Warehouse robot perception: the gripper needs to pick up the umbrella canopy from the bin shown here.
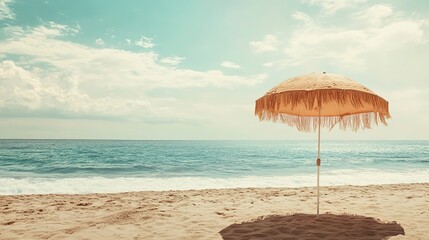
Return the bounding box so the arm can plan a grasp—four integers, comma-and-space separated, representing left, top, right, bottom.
255, 72, 390, 215
255, 72, 390, 132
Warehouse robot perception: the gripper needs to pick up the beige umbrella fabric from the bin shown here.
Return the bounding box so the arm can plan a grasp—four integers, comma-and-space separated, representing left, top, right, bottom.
255, 72, 390, 215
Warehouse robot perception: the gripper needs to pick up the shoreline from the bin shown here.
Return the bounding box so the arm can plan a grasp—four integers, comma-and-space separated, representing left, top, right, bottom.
1, 183, 428, 239
2, 169, 429, 195
1, 181, 428, 196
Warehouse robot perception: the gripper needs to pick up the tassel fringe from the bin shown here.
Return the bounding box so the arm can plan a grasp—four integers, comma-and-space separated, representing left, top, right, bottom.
255, 89, 391, 132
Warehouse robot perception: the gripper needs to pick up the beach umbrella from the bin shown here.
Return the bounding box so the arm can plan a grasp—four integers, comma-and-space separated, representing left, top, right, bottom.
255, 72, 390, 215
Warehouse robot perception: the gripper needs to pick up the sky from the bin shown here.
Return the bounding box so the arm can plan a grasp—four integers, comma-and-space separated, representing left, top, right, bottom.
0, 0, 428, 140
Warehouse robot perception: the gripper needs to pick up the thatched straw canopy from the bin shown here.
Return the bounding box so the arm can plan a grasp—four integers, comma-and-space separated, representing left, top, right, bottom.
255, 72, 390, 132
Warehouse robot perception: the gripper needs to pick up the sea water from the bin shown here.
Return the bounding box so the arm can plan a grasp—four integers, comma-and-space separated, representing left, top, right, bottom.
0, 140, 428, 195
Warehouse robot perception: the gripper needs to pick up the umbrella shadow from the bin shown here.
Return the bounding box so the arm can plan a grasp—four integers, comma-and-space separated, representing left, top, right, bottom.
219, 213, 404, 240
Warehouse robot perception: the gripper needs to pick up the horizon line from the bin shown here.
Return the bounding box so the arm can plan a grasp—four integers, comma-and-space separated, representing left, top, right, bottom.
0, 138, 427, 141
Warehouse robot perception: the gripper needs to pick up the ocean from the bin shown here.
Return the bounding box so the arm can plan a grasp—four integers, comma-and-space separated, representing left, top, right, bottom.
0, 140, 428, 195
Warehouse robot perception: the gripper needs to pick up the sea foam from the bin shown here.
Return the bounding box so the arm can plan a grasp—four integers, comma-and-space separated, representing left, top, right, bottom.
1, 169, 428, 195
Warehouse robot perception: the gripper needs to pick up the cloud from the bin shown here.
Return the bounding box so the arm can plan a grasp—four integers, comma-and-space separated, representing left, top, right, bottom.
36, 21, 79, 36
0, 60, 42, 110
0, 22, 266, 120
135, 36, 154, 49
382, 88, 429, 135
159, 56, 184, 66
262, 60, 282, 68
355, 4, 393, 26
0, 0, 14, 20
95, 38, 104, 46
292, 11, 313, 26
220, 61, 241, 69
0, 60, 151, 118
302, 0, 366, 14
249, 34, 281, 53
276, 8, 427, 68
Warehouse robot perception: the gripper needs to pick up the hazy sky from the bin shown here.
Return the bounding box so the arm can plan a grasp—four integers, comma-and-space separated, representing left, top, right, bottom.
0, 0, 428, 140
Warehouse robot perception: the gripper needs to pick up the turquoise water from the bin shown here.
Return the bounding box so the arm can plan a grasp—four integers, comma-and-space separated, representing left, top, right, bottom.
0, 140, 428, 194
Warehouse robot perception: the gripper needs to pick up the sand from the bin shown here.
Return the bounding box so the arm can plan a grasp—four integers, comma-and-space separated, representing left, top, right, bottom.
0, 183, 428, 239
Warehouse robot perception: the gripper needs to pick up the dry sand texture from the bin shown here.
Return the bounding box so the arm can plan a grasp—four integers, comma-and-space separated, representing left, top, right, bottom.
0, 183, 428, 239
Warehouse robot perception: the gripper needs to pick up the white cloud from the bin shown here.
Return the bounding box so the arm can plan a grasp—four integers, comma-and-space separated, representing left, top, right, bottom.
135, 36, 154, 49
0, 60, 151, 117
262, 61, 282, 68
292, 11, 313, 26
249, 34, 281, 53
95, 38, 104, 46
159, 56, 184, 66
220, 61, 241, 69
356, 4, 393, 26
36, 21, 79, 36
303, 0, 366, 14
0, 60, 41, 110
382, 88, 429, 137
262, 62, 273, 67
0, 23, 266, 120
0, 0, 14, 20
278, 9, 427, 68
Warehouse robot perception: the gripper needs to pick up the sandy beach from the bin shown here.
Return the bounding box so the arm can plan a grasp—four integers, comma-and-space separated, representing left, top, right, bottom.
1, 183, 427, 239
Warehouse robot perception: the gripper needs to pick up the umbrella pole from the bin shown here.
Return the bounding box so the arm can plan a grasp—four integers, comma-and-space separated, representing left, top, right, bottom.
317, 103, 321, 216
